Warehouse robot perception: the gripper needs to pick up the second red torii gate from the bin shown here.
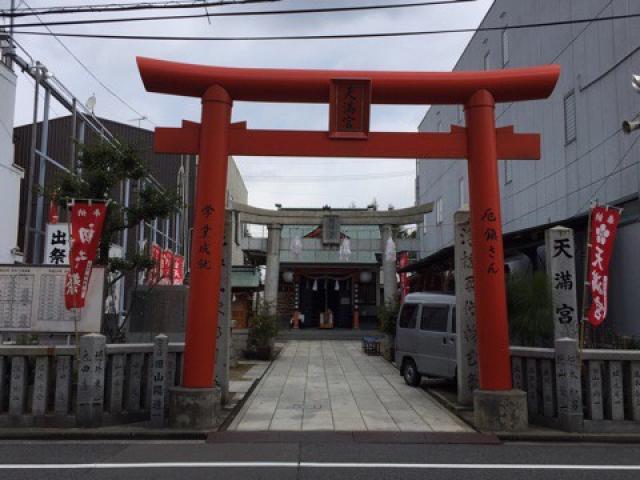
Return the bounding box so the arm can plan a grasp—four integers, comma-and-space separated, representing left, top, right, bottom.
138, 57, 560, 396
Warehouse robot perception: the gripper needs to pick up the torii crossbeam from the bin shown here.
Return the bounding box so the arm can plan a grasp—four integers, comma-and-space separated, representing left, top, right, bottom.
138, 58, 559, 413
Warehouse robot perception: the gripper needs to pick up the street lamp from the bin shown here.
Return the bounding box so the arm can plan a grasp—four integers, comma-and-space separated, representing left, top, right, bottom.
622, 74, 640, 134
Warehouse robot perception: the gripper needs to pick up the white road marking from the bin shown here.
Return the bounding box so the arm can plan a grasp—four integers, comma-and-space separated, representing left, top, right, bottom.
0, 462, 639, 470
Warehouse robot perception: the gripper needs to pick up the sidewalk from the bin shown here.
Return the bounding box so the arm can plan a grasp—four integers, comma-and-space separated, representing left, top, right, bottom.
230, 340, 471, 432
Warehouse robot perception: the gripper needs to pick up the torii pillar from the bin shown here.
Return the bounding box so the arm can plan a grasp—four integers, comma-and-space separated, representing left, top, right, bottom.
140, 57, 559, 430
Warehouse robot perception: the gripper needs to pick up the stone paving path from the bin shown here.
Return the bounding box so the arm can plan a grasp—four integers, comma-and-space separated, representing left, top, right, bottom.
230, 340, 472, 432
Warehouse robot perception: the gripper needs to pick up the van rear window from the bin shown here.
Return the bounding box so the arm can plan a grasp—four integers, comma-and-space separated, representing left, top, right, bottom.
420, 305, 449, 332
398, 304, 418, 329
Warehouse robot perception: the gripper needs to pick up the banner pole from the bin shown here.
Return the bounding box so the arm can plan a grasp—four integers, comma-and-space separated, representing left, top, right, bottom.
579, 202, 595, 360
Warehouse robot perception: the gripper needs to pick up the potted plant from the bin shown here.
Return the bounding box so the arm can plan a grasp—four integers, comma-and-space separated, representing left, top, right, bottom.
377, 299, 400, 361
248, 300, 279, 360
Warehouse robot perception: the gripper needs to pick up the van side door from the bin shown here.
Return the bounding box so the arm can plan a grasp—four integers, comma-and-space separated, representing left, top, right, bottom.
395, 303, 420, 359
415, 304, 451, 378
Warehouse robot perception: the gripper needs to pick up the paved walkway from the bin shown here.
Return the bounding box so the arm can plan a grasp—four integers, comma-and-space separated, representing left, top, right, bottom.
230, 340, 471, 432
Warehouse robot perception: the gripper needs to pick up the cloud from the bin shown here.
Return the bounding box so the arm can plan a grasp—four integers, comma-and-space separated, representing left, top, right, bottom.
7, 0, 494, 209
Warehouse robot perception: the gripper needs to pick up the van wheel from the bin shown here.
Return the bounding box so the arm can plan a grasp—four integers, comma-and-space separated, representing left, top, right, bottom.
402, 359, 421, 387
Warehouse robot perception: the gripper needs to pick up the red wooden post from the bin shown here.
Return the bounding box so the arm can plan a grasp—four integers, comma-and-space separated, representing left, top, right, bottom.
182, 85, 232, 389
465, 89, 512, 391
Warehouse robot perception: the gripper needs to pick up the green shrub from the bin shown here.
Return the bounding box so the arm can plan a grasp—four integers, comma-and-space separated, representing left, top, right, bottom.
249, 300, 279, 348
507, 271, 553, 346
377, 300, 400, 336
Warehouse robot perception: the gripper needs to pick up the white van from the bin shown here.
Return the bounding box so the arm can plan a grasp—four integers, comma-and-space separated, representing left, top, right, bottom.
394, 292, 457, 386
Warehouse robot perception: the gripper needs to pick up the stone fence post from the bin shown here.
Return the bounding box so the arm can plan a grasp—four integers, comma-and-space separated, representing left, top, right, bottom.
151, 334, 169, 427
454, 208, 478, 405
76, 334, 106, 427
545, 226, 583, 431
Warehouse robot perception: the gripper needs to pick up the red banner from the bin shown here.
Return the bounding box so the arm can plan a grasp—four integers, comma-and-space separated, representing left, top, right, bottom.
173, 255, 185, 285
160, 249, 174, 285
398, 252, 410, 304
64, 202, 107, 309
147, 243, 162, 285
587, 206, 622, 327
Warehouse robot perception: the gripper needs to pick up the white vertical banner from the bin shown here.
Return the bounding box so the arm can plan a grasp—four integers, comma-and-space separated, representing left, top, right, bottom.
43, 223, 70, 266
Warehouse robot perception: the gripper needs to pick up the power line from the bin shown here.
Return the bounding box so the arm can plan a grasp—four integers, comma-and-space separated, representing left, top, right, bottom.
7, 1, 478, 28
244, 171, 416, 183
9, 12, 640, 42
419, 1, 617, 197
20, 1, 156, 127
572, 134, 640, 218
1, 0, 284, 17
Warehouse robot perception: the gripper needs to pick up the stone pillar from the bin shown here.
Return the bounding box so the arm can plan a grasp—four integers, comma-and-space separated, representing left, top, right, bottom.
54, 356, 73, 415
215, 211, 232, 404
546, 227, 579, 340
9, 357, 27, 416
546, 226, 583, 431
32, 356, 49, 417
0, 356, 5, 413
555, 338, 584, 431
126, 352, 144, 411
381, 224, 397, 305
454, 208, 478, 406
264, 223, 282, 315
151, 334, 169, 427
106, 354, 125, 414
76, 334, 106, 428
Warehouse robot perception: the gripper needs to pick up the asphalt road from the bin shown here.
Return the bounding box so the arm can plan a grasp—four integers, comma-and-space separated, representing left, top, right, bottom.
1, 436, 640, 480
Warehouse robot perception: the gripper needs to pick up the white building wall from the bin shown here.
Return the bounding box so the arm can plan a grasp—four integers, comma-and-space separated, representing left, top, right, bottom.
0, 62, 22, 263
227, 156, 248, 266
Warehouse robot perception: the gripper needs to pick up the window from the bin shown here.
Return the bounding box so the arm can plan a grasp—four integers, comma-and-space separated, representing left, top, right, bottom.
564, 90, 577, 144
504, 160, 513, 184
457, 105, 463, 124
458, 177, 466, 208
436, 197, 443, 225
437, 120, 442, 133
502, 29, 509, 66
398, 304, 418, 329
484, 51, 490, 71
420, 305, 449, 332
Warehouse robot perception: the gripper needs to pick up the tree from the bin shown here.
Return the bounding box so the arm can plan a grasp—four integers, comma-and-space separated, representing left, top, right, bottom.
47, 141, 181, 288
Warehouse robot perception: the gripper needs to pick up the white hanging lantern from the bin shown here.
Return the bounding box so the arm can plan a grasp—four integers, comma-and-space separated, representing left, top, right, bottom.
359, 271, 372, 283
339, 237, 352, 262
282, 271, 294, 283
290, 235, 303, 259
312, 279, 318, 291
384, 237, 397, 262
335, 279, 340, 291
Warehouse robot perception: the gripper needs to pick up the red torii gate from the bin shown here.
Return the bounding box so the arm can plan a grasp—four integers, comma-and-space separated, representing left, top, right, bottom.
138, 57, 559, 398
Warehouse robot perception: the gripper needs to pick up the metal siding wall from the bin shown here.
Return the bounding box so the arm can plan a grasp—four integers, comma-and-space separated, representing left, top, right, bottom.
416, 0, 640, 334
418, 0, 640, 254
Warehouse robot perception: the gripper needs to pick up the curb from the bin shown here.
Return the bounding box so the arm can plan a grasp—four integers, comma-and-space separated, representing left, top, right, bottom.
0, 429, 209, 441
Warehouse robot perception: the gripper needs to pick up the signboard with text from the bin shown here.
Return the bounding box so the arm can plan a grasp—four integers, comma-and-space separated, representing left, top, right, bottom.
0, 265, 104, 333
44, 223, 70, 266
329, 78, 371, 139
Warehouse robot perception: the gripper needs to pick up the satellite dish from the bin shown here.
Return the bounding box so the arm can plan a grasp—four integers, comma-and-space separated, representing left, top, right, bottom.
85, 93, 96, 113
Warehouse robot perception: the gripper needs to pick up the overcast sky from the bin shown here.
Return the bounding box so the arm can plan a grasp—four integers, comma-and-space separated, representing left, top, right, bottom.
3, 0, 493, 210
